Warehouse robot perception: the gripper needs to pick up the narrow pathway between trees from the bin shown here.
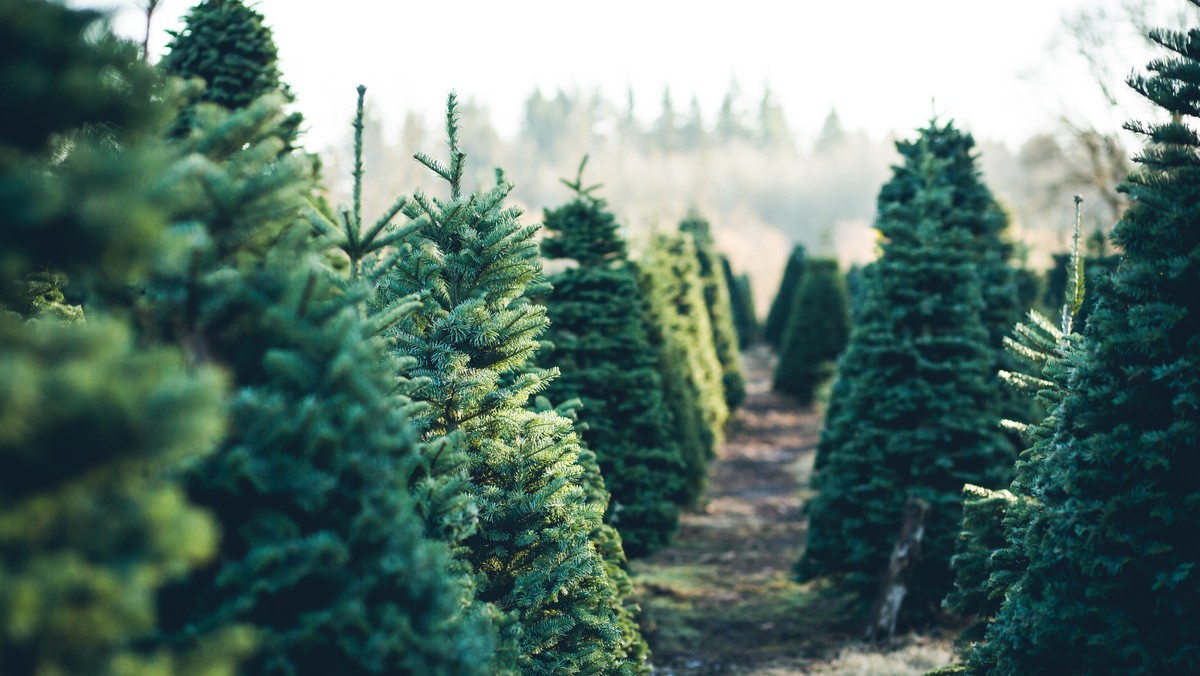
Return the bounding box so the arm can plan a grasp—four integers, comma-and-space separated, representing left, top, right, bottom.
633, 347, 954, 675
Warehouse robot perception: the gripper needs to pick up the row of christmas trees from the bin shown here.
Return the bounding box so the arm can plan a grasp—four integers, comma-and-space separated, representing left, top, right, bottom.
0, 0, 753, 673
771, 4, 1200, 673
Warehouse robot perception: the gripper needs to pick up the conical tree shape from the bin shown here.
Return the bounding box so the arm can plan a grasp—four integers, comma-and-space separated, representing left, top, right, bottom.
772, 258, 851, 404
884, 121, 1026, 443
0, 4, 248, 673
161, 0, 301, 145
971, 16, 1200, 674
374, 95, 642, 674
681, 215, 746, 410
637, 232, 729, 506
722, 255, 759, 348
763, 245, 806, 347
797, 125, 1013, 625
151, 97, 495, 675
537, 162, 686, 557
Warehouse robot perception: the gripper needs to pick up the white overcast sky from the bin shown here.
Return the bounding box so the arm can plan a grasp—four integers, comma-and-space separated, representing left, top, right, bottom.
74, 0, 1164, 151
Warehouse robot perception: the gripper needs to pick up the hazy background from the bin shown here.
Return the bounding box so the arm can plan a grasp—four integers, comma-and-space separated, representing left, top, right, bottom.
77, 0, 1195, 313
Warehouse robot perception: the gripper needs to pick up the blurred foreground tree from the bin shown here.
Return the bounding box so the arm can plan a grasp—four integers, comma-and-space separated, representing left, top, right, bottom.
0, 3, 249, 673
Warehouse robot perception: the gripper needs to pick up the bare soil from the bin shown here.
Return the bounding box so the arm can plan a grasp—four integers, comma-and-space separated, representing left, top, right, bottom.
633, 347, 954, 675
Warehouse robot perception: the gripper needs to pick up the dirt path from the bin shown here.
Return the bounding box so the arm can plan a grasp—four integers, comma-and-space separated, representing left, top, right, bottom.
633, 346, 839, 674
633, 347, 957, 674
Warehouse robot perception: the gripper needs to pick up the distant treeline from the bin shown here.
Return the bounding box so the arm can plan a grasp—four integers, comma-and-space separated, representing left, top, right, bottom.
325, 83, 1129, 315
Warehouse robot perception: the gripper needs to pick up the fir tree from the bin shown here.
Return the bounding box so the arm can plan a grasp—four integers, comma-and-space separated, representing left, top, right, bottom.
637, 232, 729, 506
151, 95, 495, 675
541, 399, 652, 673
160, 0, 301, 145
0, 3, 248, 672
946, 200, 1087, 652
763, 245, 806, 347
970, 15, 1200, 673
681, 215, 746, 410
721, 255, 758, 348
797, 125, 1013, 624
772, 258, 850, 404
883, 121, 1026, 441
373, 94, 642, 674
536, 159, 686, 557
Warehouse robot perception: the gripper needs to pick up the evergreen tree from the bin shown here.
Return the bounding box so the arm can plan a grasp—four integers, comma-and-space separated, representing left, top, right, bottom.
797, 125, 1013, 625
637, 232, 728, 506
883, 121, 1025, 440
536, 159, 686, 557
946, 204, 1087, 653
0, 3, 248, 672
681, 215, 746, 410
373, 95, 642, 674
722, 255, 758, 348
160, 0, 301, 145
541, 399, 652, 673
763, 245, 806, 347
772, 258, 850, 404
970, 15, 1200, 673
151, 95, 494, 675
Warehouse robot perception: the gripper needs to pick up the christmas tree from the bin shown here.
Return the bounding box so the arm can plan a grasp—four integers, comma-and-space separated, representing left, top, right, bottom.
763, 245, 806, 347
970, 15, 1200, 673
681, 215, 746, 410
945, 201, 1087, 653
797, 123, 1013, 624
883, 121, 1025, 441
372, 95, 644, 673
151, 95, 495, 674
638, 232, 729, 506
721, 255, 758, 348
160, 0, 301, 145
772, 258, 850, 404
537, 159, 686, 557
0, 3, 248, 672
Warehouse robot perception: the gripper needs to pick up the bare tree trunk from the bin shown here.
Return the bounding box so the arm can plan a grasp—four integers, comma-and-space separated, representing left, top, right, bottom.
864, 495, 930, 642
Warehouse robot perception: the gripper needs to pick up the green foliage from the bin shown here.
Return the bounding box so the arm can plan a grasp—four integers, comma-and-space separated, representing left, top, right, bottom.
161, 0, 301, 145
638, 232, 729, 506
969, 17, 1200, 674
681, 215, 746, 410
889, 122, 1027, 446
798, 122, 1013, 625
308, 86, 478, 551
0, 320, 250, 676
0, 0, 176, 292
1042, 250, 1120, 333
537, 165, 686, 557
0, 4, 248, 673
943, 485, 1016, 646
722, 255, 758, 348
152, 96, 495, 675
540, 398, 652, 674
772, 258, 850, 404
763, 245, 806, 347
372, 95, 641, 674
